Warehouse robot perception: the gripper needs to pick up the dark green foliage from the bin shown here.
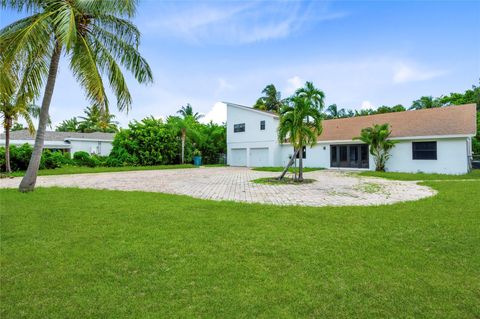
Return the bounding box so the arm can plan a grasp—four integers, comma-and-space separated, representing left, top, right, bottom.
109, 116, 227, 166
196, 122, 226, 164
41, 150, 72, 169
0, 144, 32, 171
0, 144, 74, 172
253, 84, 286, 113
73, 151, 98, 167
109, 117, 178, 166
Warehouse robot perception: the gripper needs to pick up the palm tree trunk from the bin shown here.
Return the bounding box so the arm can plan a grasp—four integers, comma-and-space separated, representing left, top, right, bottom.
19, 41, 62, 192
5, 118, 12, 173
181, 129, 186, 164
298, 146, 304, 182
278, 148, 299, 180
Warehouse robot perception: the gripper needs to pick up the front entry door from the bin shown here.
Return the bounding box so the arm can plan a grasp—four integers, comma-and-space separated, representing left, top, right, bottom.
330, 144, 369, 168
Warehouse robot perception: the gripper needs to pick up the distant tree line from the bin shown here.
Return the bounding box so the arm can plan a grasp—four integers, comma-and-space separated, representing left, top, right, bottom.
56, 105, 119, 133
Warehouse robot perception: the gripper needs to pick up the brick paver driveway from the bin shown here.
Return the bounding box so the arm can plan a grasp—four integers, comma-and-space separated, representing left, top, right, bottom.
0, 167, 435, 206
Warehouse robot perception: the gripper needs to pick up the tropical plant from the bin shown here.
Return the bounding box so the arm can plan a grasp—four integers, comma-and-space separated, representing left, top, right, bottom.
109, 117, 178, 166
409, 96, 442, 110
326, 104, 348, 119
277, 83, 324, 181
1, 0, 153, 191
167, 115, 200, 164
295, 81, 325, 111
196, 122, 226, 164
253, 84, 285, 113
0, 55, 40, 173
354, 123, 397, 171
177, 103, 203, 121
11, 122, 26, 131
56, 117, 80, 132
78, 104, 119, 133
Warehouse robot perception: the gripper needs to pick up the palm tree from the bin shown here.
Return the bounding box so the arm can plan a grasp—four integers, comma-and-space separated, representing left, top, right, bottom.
177, 103, 203, 121
295, 81, 325, 111
253, 84, 285, 113
354, 124, 397, 171
1, 101, 39, 173
0, 55, 38, 173
56, 117, 80, 132
78, 105, 119, 133
277, 83, 324, 182
326, 104, 348, 119
1, 0, 153, 191
410, 96, 442, 110
167, 116, 199, 164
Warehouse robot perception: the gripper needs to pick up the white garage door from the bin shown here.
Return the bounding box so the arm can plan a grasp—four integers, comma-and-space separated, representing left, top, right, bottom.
230, 148, 247, 166
249, 148, 269, 167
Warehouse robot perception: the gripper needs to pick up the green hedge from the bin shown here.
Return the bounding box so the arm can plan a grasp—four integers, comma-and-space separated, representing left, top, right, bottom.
0, 144, 113, 172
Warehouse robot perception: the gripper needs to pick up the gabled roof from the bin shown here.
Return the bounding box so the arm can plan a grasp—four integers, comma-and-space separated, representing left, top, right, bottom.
224, 102, 279, 118
0, 130, 115, 141
319, 103, 477, 141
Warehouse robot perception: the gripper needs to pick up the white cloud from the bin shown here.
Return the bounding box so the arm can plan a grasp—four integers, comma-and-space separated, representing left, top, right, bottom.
201, 102, 227, 124
393, 63, 447, 84
360, 100, 374, 110
284, 75, 304, 95
143, 2, 347, 45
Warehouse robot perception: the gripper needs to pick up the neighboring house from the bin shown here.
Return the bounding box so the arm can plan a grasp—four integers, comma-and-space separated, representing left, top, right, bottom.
0, 130, 115, 156
226, 102, 477, 174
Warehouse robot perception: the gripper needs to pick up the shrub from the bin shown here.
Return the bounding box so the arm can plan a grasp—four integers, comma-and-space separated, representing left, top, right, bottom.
41, 150, 71, 169
109, 118, 178, 166
73, 151, 97, 167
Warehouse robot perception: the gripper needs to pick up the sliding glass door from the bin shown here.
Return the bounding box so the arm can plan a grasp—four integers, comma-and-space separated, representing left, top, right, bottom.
330, 144, 369, 168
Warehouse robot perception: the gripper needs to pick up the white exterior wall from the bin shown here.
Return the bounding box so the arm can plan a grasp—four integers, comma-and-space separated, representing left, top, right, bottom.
69, 140, 113, 156
226, 103, 472, 174
226, 104, 281, 167
385, 138, 470, 174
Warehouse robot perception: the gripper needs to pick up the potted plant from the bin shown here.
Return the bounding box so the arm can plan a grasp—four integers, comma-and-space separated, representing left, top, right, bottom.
193, 149, 202, 166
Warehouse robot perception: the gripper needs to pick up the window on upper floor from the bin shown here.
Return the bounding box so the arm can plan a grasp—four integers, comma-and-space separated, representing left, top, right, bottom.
234, 123, 245, 133
260, 120, 265, 130
412, 141, 437, 160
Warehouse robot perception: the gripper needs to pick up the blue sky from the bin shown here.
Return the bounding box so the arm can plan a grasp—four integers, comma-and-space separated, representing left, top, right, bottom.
1, 0, 479, 127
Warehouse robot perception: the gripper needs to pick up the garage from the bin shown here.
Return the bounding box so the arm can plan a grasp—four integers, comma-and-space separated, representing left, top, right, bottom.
230, 148, 247, 166
249, 147, 269, 167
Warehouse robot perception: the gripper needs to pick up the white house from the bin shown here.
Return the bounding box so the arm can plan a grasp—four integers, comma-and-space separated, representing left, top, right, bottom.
0, 130, 115, 156
226, 102, 477, 174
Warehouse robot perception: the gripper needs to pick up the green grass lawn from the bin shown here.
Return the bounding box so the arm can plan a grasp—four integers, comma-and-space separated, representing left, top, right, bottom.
4, 164, 200, 177
252, 166, 324, 173
1, 181, 479, 318
359, 169, 480, 181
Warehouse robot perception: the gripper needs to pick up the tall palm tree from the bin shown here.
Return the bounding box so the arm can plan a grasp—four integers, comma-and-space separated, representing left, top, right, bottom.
253, 84, 285, 113
0, 54, 38, 173
167, 115, 199, 164
354, 123, 397, 171
1, 0, 153, 191
78, 104, 119, 133
295, 81, 325, 111
409, 96, 442, 110
177, 103, 203, 121
278, 84, 324, 182
1, 101, 39, 173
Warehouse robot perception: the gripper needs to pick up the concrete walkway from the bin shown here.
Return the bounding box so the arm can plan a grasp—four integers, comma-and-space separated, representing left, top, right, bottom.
0, 167, 435, 207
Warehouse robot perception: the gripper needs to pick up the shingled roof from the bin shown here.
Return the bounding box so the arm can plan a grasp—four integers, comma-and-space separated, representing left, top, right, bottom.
318, 104, 477, 141
0, 130, 115, 141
